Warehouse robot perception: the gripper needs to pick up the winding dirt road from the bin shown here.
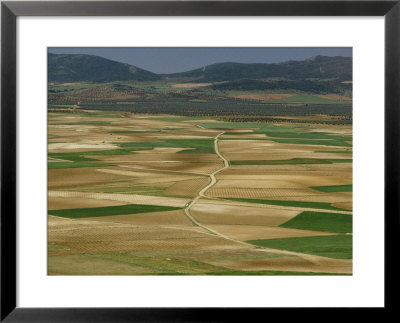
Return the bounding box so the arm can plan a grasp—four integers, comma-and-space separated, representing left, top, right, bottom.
183, 131, 233, 237
199, 132, 229, 198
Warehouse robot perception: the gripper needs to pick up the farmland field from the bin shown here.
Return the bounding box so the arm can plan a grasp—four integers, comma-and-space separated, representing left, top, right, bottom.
48, 110, 352, 275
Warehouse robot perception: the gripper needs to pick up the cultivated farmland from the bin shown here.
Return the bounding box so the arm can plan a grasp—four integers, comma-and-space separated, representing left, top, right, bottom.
48, 111, 352, 275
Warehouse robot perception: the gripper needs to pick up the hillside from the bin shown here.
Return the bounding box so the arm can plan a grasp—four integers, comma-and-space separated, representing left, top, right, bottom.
49, 53, 351, 85
165, 56, 352, 82
48, 53, 159, 82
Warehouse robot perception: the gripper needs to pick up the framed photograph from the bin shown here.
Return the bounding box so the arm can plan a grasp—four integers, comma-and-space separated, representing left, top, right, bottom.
1, 0, 399, 321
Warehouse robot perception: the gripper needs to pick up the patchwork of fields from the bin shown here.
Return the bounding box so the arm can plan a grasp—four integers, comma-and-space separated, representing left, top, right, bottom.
48, 111, 352, 275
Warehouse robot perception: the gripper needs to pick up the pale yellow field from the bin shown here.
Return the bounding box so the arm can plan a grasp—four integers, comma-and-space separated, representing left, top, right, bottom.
205, 225, 335, 241
49, 191, 190, 208
190, 202, 300, 226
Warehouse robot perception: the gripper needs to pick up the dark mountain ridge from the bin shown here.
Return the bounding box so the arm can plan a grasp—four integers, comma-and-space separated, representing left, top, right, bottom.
166, 56, 351, 82
48, 53, 352, 84
48, 53, 159, 82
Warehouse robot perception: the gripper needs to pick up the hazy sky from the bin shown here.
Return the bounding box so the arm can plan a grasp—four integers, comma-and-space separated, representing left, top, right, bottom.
49, 47, 352, 74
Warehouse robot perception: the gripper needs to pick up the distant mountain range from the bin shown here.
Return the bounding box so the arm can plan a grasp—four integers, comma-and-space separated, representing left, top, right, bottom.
48, 53, 352, 84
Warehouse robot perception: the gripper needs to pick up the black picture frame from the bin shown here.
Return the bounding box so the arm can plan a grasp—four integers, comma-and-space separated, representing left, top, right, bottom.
1, 1, 399, 321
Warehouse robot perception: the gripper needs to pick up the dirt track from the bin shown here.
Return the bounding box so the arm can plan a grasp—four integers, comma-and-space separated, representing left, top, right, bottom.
183, 132, 232, 235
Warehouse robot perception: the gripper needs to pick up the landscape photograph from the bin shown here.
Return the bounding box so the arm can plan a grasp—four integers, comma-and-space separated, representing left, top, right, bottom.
48, 47, 352, 275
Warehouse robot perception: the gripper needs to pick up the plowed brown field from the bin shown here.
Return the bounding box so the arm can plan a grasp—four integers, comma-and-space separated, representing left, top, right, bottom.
48, 196, 127, 210
163, 177, 210, 197
48, 216, 247, 253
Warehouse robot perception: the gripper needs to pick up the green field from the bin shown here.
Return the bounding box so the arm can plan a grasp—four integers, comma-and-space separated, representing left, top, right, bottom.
221, 137, 351, 148
280, 211, 352, 233
247, 235, 352, 259
200, 122, 351, 147
272, 138, 351, 147
223, 198, 347, 211
230, 158, 352, 166
200, 122, 349, 139
280, 95, 339, 103
311, 184, 352, 192
50, 204, 182, 219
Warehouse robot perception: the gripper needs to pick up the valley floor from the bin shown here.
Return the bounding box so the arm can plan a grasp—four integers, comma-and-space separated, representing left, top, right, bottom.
48, 110, 352, 275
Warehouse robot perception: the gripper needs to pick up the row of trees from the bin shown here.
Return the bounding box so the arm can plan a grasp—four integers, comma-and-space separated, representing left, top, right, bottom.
76, 100, 352, 118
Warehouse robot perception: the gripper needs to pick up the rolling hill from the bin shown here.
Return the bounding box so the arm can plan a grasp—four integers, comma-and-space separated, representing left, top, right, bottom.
167, 55, 352, 82
48, 53, 352, 85
48, 53, 159, 82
